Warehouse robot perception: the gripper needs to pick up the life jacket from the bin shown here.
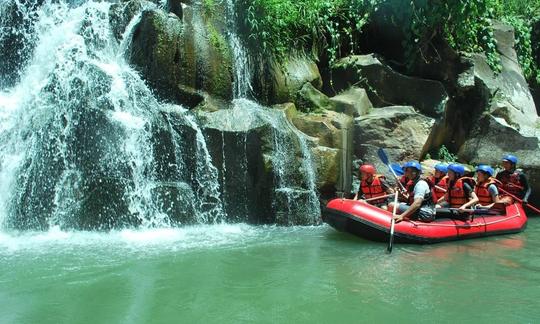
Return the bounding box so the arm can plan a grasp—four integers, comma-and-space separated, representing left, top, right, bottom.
405, 177, 433, 206
447, 177, 475, 208
360, 175, 387, 205
499, 169, 525, 198
475, 177, 505, 211
427, 175, 448, 203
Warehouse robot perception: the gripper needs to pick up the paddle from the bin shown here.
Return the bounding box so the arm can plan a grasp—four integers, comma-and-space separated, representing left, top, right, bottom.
436, 208, 499, 216
363, 193, 395, 203
498, 187, 540, 214
377, 148, 407, 193
387, 189, 398, 253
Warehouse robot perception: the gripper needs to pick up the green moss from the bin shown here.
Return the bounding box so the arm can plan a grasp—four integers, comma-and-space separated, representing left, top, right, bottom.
203, 0, 216, 15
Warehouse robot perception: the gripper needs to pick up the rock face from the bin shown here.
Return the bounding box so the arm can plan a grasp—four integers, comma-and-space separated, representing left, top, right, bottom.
329, 87, 373, 117
353, 106, 435, 183
127, 5, 233, 108
0, 0, 45, 88
331, 54, 449, 118
291, 110, 354, 196
253, 55, 323, 105
456, 22, 540, 204
458, 114, 540, 203
295, 83, 335, 113
197, 100, 321, 225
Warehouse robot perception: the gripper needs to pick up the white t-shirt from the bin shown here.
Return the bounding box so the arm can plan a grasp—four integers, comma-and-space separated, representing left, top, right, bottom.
413, 180, 431, 201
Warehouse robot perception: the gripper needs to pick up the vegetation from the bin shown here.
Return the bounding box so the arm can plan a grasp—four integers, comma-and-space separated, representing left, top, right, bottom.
241, 0, 540, 85
436, 145, 458, 163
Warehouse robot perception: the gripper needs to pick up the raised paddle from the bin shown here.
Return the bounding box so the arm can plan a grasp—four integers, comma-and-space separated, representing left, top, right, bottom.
377, 148, 407, 193
387, 189, 399, 253
498, 187, 540, 214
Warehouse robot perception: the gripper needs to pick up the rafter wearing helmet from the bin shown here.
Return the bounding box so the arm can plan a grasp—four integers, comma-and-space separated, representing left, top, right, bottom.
354, 164, 394, 209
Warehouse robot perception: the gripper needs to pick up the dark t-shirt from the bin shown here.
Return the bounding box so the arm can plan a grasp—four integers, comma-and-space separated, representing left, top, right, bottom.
496, 169, 531, 200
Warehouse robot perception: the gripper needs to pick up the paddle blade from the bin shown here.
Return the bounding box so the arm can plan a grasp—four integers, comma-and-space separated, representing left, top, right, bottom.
387, 220, 394, 253
377, 148, 389, 165
390, 162, 404, 176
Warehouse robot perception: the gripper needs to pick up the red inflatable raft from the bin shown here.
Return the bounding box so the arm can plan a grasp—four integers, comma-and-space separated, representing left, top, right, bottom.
323, 199, 527, 244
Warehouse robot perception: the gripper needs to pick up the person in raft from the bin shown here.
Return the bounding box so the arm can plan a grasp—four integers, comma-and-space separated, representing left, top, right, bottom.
461, 165, 507, 212
426, 163, 448, 204
390, 161, 436, 223
496, 154, 532, 205
436, 163, 477, 210
353, 164, 394, 209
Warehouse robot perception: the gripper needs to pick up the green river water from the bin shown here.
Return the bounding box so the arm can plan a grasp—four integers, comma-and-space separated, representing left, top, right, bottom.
1, 218, 539, 323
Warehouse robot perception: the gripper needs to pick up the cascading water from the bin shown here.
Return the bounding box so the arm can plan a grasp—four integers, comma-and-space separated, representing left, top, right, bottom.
0, 0, 320, 231
225, 0, 253, 99
219, 0, 321, 223
0, 0, 225, 230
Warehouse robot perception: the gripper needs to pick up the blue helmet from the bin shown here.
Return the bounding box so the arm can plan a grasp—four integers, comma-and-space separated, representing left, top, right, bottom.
476, 165, 494, 176
403, 160, 422, 172
447, 163, 465, 176
502, 154, 518, 164
434, 163, 448, 173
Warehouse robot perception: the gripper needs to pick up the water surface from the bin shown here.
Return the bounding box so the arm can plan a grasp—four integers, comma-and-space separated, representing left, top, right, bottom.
1, 219, 539, 323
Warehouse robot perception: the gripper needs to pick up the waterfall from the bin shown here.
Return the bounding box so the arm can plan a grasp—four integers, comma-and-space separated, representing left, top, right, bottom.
0, 0, 320, 231
225, 0, 253, 99
0, 0, 225, 230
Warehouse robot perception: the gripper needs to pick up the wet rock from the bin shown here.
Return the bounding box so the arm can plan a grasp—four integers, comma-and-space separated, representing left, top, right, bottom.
165, 0, 183, 18
109, 0, 151, 42
292, 110, 353, 197
295, 83, 335, 113
254, 55, 323, 105
128, 7, 233, 106
0, 0, 44, 88
272, 102, 298, 121
198, 100, 320, 225
311, 146, 340, 194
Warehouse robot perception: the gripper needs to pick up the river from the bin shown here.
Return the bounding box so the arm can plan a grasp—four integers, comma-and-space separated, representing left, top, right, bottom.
1, 217, 539, 323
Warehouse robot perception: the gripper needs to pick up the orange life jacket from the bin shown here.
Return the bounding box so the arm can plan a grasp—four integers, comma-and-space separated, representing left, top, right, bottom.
427, 175, 448, 203
360, 175, 387, 205
499, 170, 525, 198
447, 177, 475, 208
475, 177, 505, 210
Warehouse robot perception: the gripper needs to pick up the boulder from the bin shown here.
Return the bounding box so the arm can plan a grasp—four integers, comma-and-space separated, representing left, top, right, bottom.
127, 7, 233, 107
295, 83, 335, 113
471, 22, 538, 128
253, 55, 323, 105
328, 87, 373, 117
311, 146, 340, 194
458, 114, 540, 204
272, 102, 298, 121
331, 54, 449, 118
291, 110, 353, 196
292, 110, 351, 149
353, 106, 435, 178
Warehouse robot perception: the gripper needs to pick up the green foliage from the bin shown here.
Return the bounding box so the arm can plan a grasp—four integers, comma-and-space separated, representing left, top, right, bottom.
241, 0, 540, 85
241, 0, 381, 63
436, 145, 458, 163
